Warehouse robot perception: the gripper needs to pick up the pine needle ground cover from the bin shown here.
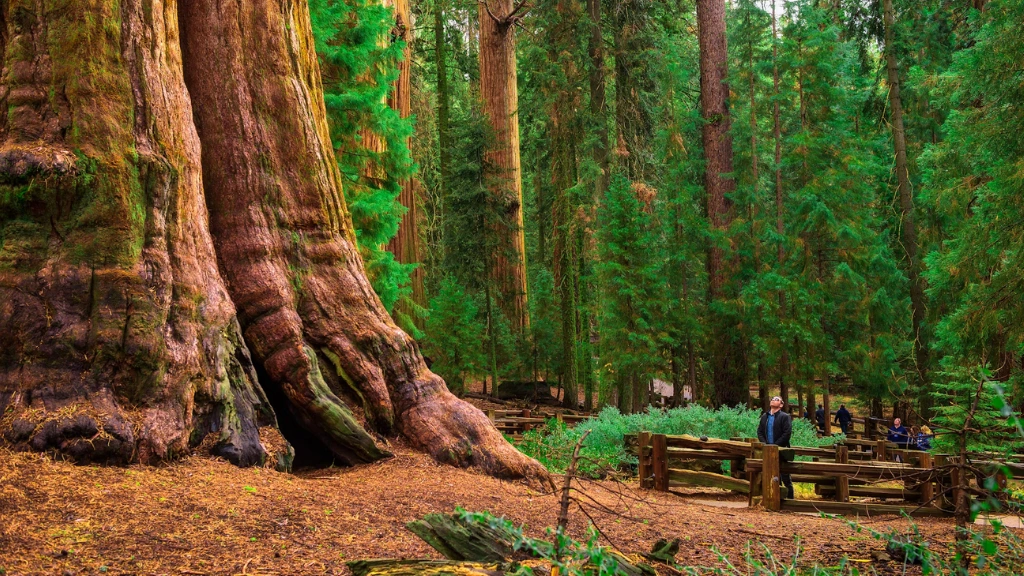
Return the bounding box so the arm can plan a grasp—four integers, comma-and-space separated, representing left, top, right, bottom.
0, 446, 955, 575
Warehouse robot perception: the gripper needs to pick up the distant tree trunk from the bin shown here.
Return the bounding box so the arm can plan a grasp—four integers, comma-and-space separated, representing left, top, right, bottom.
883, 0, 928, 396
587, 0, 610, 199
479, 0, 530, 333
698, 0, 745, 407
435, 0, 451, 198
552, 104, 579, 410
582, 0, 606, 414
822, 374, 832, 435
384, 0, 426, 320
772, 0, 789, 409
0, 0, 544, 480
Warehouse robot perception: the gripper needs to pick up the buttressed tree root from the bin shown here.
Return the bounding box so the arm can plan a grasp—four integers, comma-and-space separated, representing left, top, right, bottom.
0, 0, 545, 481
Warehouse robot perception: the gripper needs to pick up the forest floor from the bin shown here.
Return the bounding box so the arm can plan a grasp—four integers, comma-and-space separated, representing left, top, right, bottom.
0, 443, 969, 576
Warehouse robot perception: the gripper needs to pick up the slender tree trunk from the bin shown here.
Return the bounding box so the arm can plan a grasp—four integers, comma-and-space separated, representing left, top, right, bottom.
552, 111, 579, 410
687, 339, 698, 404
698, 0, 744, 407
883, 0, 928, 396
384, 0, 425, 319
435, 0, 451, 198
822, 374, 832, 435
0, 0, 274, 465
587, 0, 610, 199
772, 0, 789, 409
479, 0, 529, 332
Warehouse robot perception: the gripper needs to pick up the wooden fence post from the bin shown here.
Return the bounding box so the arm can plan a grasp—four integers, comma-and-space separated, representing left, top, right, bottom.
521, 408, 532, 432
487, 409, 495, 422
934, 454, 950, 508
762, 444, 781, 511
835, 445, 850, 502
918, 452, 934, 506
653, 434, 669, 491
876, 439, 887, 462
748, 442, 763, 507
638, 431, 652, 489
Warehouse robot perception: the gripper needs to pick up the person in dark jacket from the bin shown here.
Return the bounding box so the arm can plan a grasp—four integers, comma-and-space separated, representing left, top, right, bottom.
887, 417, 911, 448
834, 405, 853, 435
757, 396, 794, 499
815, 404, 826, 433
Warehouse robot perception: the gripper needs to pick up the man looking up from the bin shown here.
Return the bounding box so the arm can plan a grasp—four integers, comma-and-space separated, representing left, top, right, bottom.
757, 396, 794, 499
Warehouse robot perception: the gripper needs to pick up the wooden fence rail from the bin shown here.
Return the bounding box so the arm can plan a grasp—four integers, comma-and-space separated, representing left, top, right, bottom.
626, 432, 1013, 517
486, 409, 594, 438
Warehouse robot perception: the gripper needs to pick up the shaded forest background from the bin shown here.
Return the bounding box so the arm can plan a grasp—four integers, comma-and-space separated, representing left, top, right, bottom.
315, 0, 1023, 421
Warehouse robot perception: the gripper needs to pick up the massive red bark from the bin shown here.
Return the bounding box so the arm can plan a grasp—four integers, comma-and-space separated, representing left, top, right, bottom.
1, 0, 544, 480
0, 0, 275, 465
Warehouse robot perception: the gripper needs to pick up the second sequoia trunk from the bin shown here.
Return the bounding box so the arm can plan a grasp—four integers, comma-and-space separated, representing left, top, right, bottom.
479, 0, 530, 333
178, 0, 541, 476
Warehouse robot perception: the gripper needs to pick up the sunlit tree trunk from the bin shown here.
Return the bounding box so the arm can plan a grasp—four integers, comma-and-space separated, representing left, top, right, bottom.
479, 0, 530, 332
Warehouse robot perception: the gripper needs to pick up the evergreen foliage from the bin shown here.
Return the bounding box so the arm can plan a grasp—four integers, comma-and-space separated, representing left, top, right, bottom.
310, 0, 416, 312
303, 0, 1024, 430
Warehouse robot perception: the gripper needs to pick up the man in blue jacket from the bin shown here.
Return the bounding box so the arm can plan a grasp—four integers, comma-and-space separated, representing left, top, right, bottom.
757, 396, 794, 499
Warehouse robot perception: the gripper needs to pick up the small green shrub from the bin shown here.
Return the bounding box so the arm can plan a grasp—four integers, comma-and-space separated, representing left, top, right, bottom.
514, 405, 841, 477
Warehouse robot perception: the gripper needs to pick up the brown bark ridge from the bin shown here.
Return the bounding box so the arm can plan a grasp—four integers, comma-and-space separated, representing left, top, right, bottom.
178, 0, 544, 477
883, 0, 928, 388
384, 0, 426, 322
698, 0, 746, 407
479, 0, 530, 333
0, 0, 276, 465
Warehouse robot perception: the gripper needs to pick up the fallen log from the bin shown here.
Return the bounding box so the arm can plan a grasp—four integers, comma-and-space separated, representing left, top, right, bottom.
348, 560, 508, 576
406, 513, 519, 562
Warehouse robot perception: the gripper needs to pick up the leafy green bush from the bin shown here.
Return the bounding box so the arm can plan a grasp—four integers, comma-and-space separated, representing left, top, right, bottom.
514, 405, 840, 476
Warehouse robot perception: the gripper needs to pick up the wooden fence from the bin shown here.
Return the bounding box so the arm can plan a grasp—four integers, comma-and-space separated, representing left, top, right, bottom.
486, 409, 593, 438
631, 432, 1018, 517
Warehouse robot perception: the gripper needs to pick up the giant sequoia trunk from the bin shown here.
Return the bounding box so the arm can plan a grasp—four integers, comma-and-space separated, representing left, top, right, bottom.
697, 0, 746, 407
0, 0, 544, 480
479, 0, 530, 333
0, 0, 273, 465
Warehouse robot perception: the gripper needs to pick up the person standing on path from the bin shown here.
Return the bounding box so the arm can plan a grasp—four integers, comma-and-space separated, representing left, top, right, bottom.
815, 404, 826, 433
757, 396, 794, 499
834, 405, 853, 435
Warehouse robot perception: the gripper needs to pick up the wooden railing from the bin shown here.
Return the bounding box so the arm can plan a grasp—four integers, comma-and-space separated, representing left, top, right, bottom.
627, 432, 1018, 517
486, 409, 593, 438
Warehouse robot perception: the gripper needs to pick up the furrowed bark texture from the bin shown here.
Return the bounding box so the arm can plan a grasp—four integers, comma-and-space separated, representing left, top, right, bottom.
0, 0, 275, 465
178, 0, 544, 477
697, 0, 746, 407
478, 0, 529, 333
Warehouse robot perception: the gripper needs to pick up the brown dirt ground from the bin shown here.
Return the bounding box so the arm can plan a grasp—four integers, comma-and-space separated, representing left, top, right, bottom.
0, 442, 968, 576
